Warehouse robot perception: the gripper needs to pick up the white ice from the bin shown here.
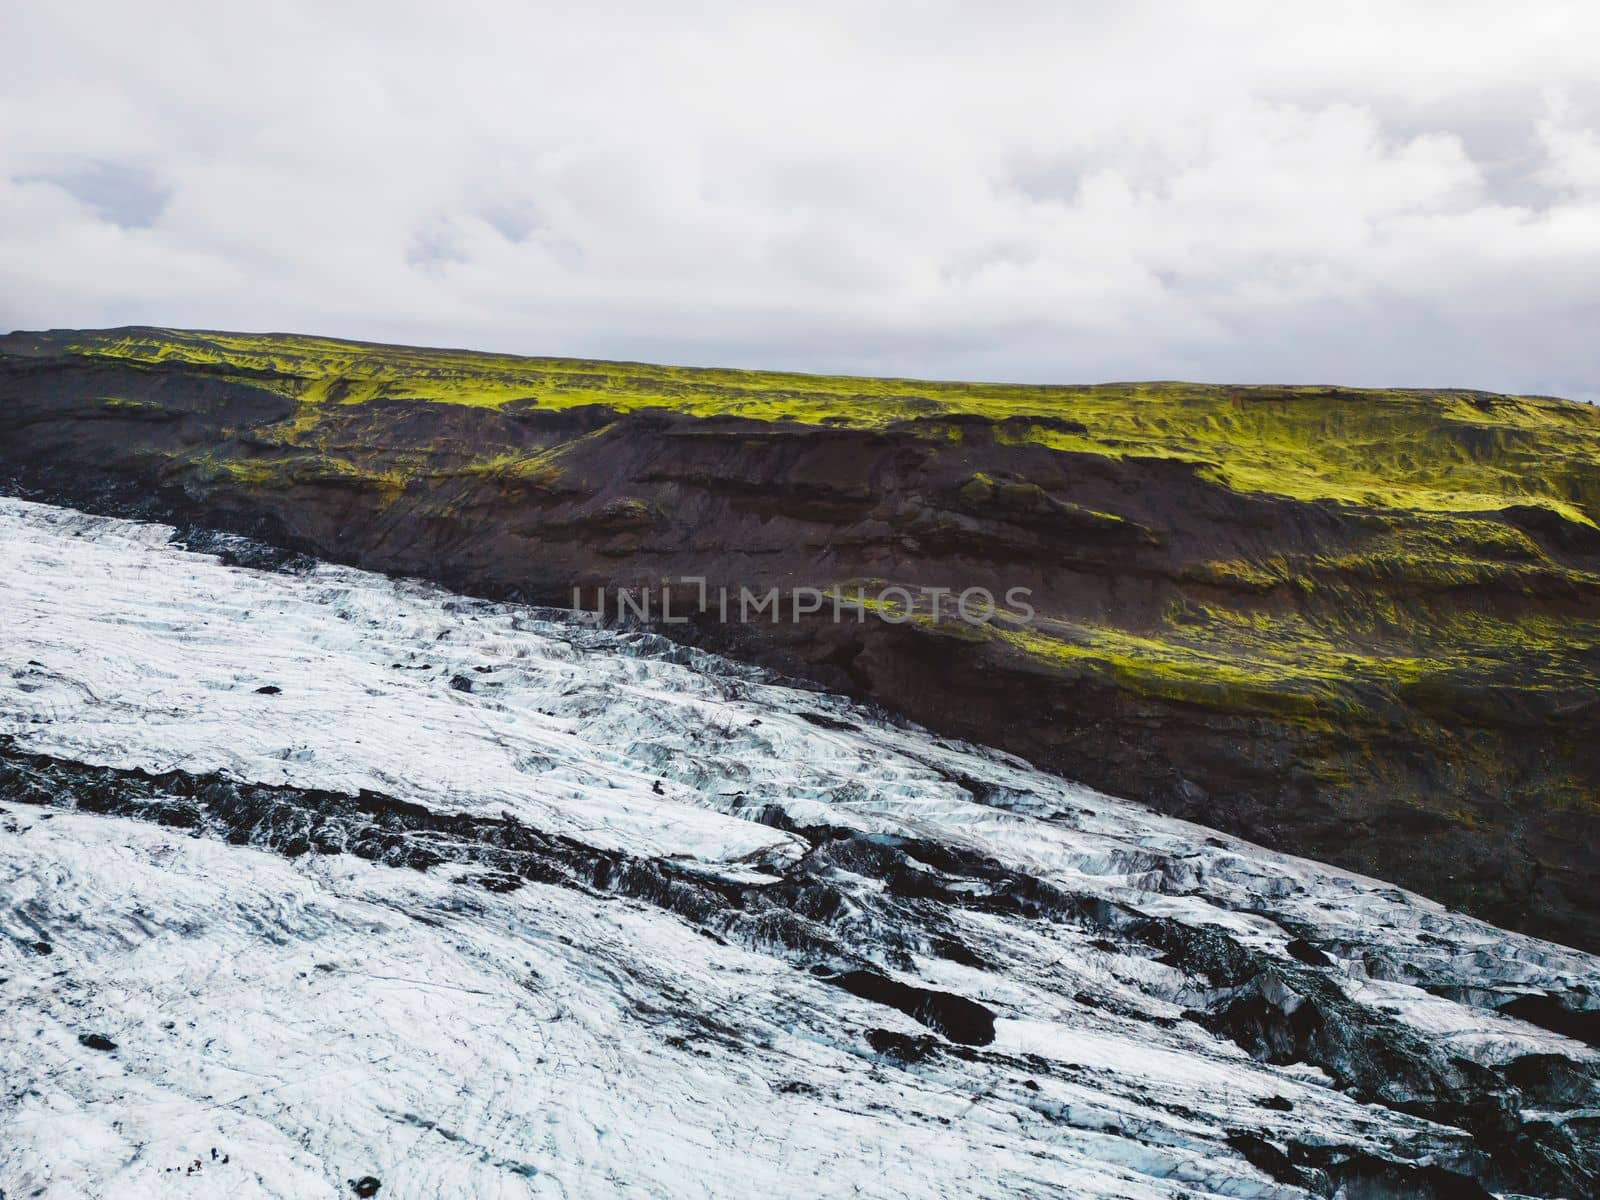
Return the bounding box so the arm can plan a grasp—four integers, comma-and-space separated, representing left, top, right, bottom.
2, 497, 1596, 1199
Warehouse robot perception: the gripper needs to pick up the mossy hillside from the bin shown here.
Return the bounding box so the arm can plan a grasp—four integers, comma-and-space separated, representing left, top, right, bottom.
35, 326, 1600, 747
847, 546, 1596, 722
980, 598, 1600, 723
878, 459, 1600, 732
58, 327, 1600, 528
852, 481, 1600, 732
8, 326, 1600, 947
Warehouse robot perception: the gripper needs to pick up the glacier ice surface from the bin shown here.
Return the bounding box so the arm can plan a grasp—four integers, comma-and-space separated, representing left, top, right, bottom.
2, 497, 1597, 1199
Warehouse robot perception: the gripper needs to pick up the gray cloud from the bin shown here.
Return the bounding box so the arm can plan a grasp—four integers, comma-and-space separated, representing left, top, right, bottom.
17, 161, 170, 229
1, 1, 1596, 400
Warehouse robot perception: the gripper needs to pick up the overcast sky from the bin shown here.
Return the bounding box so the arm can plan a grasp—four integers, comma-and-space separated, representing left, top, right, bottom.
3, 2, 1597, 399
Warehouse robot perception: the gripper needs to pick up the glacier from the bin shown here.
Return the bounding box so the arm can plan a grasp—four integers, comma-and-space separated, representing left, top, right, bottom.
1, 496, 1597, 1199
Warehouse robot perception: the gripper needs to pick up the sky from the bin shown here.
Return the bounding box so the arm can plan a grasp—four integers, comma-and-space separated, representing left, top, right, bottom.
2, 1, 1598, 400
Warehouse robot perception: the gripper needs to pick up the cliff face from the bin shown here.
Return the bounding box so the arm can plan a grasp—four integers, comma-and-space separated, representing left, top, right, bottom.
4, 326, 1599, 950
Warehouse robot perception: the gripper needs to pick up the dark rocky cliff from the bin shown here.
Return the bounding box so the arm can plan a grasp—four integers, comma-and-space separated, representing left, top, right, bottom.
4, 326, 1599, 950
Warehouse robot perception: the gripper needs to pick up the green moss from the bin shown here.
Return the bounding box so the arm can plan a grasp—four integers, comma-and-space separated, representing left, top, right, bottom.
216, 458, 284, 488
963, 569, 1600, 725
990, 622, 1383, 721
959, 473, 995, 504
200, 450, 411, 502
62, 328, 1600, 526
1181, 559, 1285, 592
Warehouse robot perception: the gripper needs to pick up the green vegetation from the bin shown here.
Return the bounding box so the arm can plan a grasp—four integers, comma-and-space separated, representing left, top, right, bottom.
979, 594, 1600, 725
42, 325, 1600, 744
63, 327, 1600, 527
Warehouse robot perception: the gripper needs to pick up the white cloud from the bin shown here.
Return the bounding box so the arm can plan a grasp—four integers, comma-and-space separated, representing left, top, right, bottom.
1, 0, 1597, 400
1538, 103, 1600, 196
